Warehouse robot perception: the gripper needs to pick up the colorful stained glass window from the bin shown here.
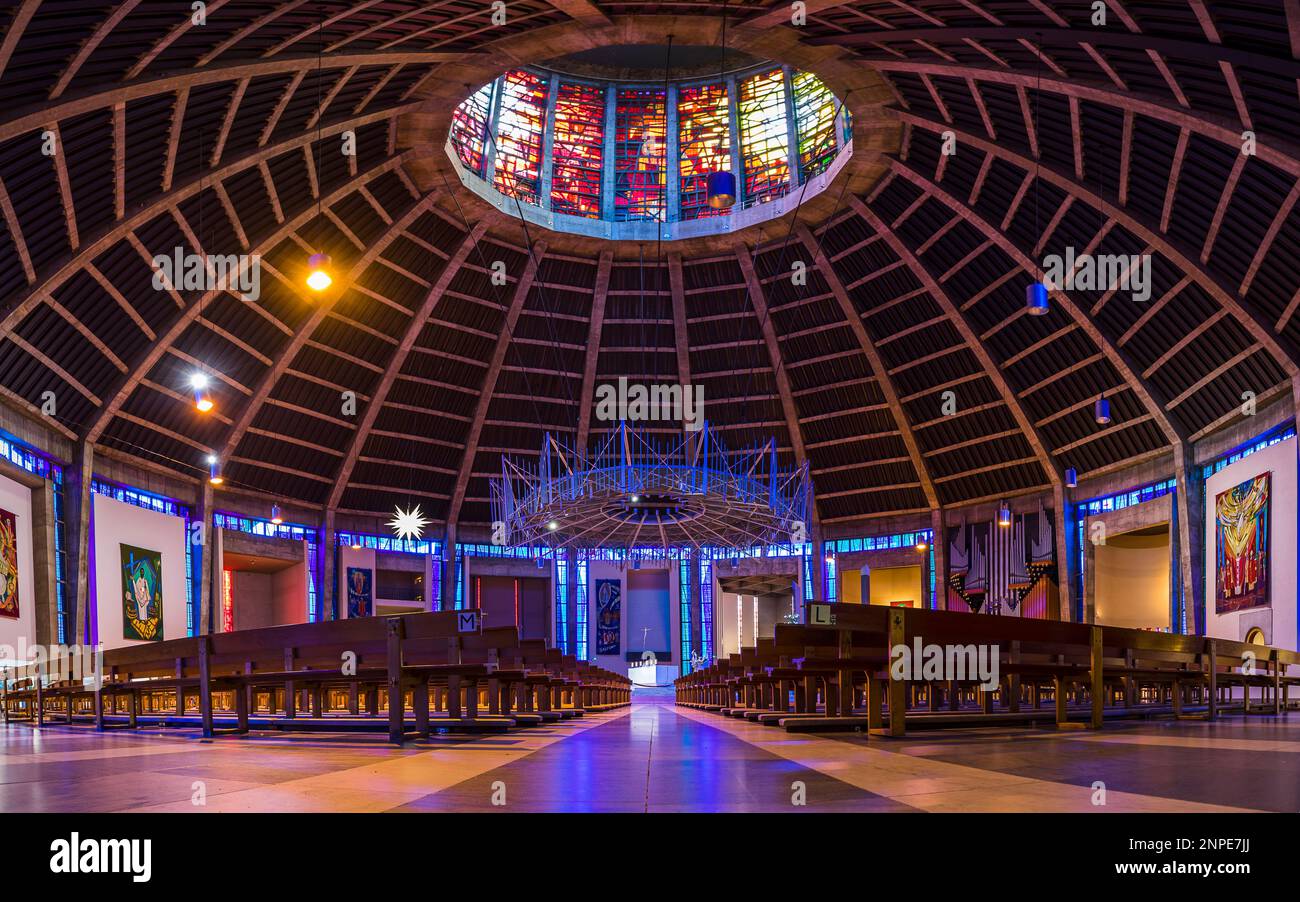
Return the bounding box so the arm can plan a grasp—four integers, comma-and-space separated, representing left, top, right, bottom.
678, 82, 732, 220
792, 70, 837, 181
450, 81, 495, 177
738, 68, 790, 205
492, 69, 549, 205
614, 87, 667, 221
550, 81, 605, 218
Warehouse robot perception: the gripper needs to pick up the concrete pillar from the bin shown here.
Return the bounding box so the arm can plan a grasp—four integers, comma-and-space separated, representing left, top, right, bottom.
1174, 443, 1205, 635
321, 508, 336, 620
66, 442, 94, 645
1054, 482, 1078, 623
30, 479, 57, 646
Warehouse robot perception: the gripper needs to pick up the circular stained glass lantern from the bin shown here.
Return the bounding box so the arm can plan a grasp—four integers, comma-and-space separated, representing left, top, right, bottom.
447, 54, 852, 241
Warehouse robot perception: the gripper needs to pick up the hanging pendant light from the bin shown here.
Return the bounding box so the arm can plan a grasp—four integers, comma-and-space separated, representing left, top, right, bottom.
207, 455, 224, 486
707, 170, 737, 209
270, 504, 283, 525
1065, 467, 1078, 488
190, 373, 214, 413
1025, 281, 1050, 315
1094, 395, 1111, 425
997, 502, 1012, 527
306, 252, 333, 292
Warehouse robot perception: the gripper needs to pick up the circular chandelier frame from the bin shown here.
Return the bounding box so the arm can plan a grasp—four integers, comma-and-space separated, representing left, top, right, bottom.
491, 422, 812, 554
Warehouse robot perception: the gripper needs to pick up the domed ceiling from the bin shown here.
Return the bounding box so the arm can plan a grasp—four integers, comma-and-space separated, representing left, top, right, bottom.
0, 1, 1296, 534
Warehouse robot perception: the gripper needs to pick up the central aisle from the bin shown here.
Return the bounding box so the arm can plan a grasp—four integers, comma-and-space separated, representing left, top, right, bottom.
400, 691, 908, 812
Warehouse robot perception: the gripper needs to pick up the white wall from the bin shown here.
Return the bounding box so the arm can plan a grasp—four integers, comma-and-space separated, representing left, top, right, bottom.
586, 561, 680, 676
1204, 437, 1298, 652
0, 471, 36, 657
92, 493, 188, 650
1095, 532, 1170, 630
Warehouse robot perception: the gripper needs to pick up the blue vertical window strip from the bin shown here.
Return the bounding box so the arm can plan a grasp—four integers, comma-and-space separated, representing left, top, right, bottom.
575, 552, 589, 660
555, 550, 569, 653
929, 544, 936, 609
306, 537, 319, 621
699, 555, 713, 661
429, 552, 441, 612
679, 549, 691, 673
91, 479, 196, 636
802, 551, 813, 605
52, 468, 68, 643
455, 547, 465, 610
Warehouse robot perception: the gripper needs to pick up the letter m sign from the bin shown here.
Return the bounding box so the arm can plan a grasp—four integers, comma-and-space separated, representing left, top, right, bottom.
457, 610, 481, 633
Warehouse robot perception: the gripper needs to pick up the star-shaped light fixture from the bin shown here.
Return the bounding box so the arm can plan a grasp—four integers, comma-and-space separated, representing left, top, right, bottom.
388, 504, 429, 541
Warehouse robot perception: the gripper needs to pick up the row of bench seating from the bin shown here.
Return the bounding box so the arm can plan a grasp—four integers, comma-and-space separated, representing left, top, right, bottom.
1, 611, 630, 743
676, 604, 1300, 734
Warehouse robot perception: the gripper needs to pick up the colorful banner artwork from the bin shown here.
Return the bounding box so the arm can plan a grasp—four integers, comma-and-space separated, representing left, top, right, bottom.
0, 507, 17, 619
347, 567, 373, 618
121, 544, 163, 641
1215, 472, 1270, 614
595, 578, 621, 655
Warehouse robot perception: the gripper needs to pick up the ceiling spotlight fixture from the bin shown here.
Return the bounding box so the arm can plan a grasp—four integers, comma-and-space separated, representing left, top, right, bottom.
997, 502, 1011, 527
915, 539, 928, 552
306, 252, 333, 292
1065, 467, 1078, 488
547, 520, 559, 531
1094, 395, 1111, 425
190, 372, 214, 413
630, 495, 640, 503
388, 505, 429, 541
1025, 280, 1050, 316
270, 504, 283, 525
207, 455, 223, 486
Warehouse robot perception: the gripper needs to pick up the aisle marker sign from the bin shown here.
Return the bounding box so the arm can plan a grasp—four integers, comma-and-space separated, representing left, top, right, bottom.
457, 610, 480, 633
809, 604, 831, 626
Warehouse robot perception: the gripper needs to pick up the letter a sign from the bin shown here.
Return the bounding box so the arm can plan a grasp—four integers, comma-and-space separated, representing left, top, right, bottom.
457, 610, 481, 633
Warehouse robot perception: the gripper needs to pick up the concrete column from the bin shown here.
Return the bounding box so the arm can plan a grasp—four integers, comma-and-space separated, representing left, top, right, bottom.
782, 66, 800, 188
66, 442, 93, 645
1174, 443, 1206, 635
1054, 482, 1078, 623
539, 73, 559, 207
601, 85, 617, 220
321, 508, 336, 620
725, 74, 743, 206
666, 82, 680, 222
30, 479, 56, 645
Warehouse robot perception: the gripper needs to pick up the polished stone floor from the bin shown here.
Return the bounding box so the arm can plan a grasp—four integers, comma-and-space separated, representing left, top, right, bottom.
2, 690, 1295, 812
